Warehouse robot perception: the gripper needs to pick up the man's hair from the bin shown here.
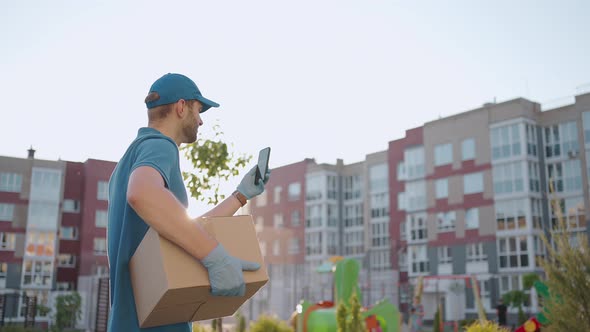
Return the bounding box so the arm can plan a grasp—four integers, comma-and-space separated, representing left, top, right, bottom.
145, 92, 198, 122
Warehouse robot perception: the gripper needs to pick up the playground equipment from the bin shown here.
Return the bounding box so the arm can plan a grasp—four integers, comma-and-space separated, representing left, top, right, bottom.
292, 258, 400, 332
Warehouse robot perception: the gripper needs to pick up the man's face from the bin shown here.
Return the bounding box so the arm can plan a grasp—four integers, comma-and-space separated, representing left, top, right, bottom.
181, 100, 203, 144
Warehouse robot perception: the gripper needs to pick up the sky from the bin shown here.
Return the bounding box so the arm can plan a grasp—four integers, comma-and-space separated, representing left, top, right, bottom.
1, 0, 590, 215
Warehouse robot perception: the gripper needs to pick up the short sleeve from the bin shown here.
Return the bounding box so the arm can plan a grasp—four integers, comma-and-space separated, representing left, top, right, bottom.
131, 138, 178, 188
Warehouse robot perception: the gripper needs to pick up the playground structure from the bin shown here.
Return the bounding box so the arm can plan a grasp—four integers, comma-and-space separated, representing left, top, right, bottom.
291, 257, 401, 332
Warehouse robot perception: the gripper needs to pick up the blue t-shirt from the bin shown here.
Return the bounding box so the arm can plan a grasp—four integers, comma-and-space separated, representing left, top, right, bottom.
107, 127, 190, 332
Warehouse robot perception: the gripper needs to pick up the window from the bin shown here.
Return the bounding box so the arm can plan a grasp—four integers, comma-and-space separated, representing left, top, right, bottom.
0, 172, 23, 193
435, 179, 448, 199
62, 199, 80, 213
369, 250, 391, 270
273, 240, 280, 256
437, 211, 456, 232
346, 230, 365, 255
398, 192, 406, 211
327, 175, 338, 200
498, 236, 529, 269
0, 233, 16, 250
465, 208, 479, 229
97, 181, 109, 201
371, 222, 389, 248
344, 204, 363, 227
467, 243, 487, 262
410, 245, 429, 274
560, 121, 579, 155
547, 160, 582, 193
491, 123, 522, 160
462, 138, 475, 161
28, 202, 59, 229
493, 162, 524, 194
398, 251, 408, 271
531, 199, 543, 229
273, 213, 283, 228
406, 181, 426, 212
0, 204, 15, 221
408, 213, 428, 242
60, 227, 78, 240
369, 164, 388, 193
273, 186, 282, 204
256, 190, 267, 206
25, 231, 55, 257
56, 282, 74, 291
404, 147, 425, 179
327, 204, 338, 227
343, 175, 362, 200
22, 260, 53, 287
397, 162, 407, 181
435, 143, 453, 166
305, 174, 323, 201
400, 222, 407, 241
305, 205, 322, 228
550, 196, 586, 230
0, 263, 7, 288
259, 241, 266, 256
370, 193, 389, 218
583, 112, 590, 145
95, 210, 108, 228
57, 254, 76, 267
496, 199, 527, 231
327, 232, 338, 255
288, 238, 300, 254
438, 246, 452, 264
255, 216, 264, 231
528, 162, 540, 192
305, 232, 323, 256
464, 172, 484, 194
526, 124, 538, 157
288, 182, 301, 201
291, 210, 301, 226
94, 238, 107, 255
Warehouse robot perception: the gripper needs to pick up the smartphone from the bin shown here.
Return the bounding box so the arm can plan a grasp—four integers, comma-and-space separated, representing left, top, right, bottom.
255, 147, 271, 185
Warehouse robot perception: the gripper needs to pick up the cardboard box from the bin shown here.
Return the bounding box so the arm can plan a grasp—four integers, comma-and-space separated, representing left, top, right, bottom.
129, 215, 268, 328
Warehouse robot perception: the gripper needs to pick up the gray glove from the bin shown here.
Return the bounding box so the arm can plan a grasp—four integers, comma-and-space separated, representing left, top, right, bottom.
236, 166, 271, 199
201, 244, 261, 296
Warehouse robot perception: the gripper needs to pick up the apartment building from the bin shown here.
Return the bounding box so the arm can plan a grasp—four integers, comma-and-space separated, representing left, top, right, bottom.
390, 93, 590, 324
0, 150, 115, 329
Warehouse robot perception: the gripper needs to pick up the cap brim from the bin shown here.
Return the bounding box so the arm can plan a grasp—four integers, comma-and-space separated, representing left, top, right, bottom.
195, 95, 220, 113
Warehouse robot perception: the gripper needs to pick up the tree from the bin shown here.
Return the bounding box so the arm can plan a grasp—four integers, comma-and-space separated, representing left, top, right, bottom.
50, 292, 82, 332
180, 122, 252, 205
501, 272, 540, 326
249, 315, 293, 332
538, 215, 590, 331
235, 311, 247, 332
347, 293, 364, 332
336, 300, 349, 332
432, 306, 441, 332
535, 180, 590, 331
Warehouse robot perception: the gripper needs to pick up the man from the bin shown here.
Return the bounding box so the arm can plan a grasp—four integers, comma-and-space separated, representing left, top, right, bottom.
496, 298, 508, 327
107, 73, 270, 331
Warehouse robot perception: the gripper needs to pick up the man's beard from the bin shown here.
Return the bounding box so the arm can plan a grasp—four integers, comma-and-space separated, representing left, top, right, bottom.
182, 121, 197, 144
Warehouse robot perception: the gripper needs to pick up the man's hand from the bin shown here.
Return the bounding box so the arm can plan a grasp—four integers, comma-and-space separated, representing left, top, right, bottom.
201, 244, 261, 296
236, 166, 271, 199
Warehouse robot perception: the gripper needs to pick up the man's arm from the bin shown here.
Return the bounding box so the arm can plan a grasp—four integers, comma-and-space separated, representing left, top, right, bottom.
127, 166, 217, 259
199, 194, 243, 218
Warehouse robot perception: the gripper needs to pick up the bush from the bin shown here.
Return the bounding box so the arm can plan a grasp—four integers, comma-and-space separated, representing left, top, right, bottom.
249, 315, 293, 332
192, 323, 211, 332
0, 327, 45, 332
432, 306, 441, 332
464, 320, 511, 332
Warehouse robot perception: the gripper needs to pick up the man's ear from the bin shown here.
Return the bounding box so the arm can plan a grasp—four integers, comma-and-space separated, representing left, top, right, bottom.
175, 99, 186, 118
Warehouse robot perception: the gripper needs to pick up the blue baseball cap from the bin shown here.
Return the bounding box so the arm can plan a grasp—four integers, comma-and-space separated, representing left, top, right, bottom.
145, 73, 220, 113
